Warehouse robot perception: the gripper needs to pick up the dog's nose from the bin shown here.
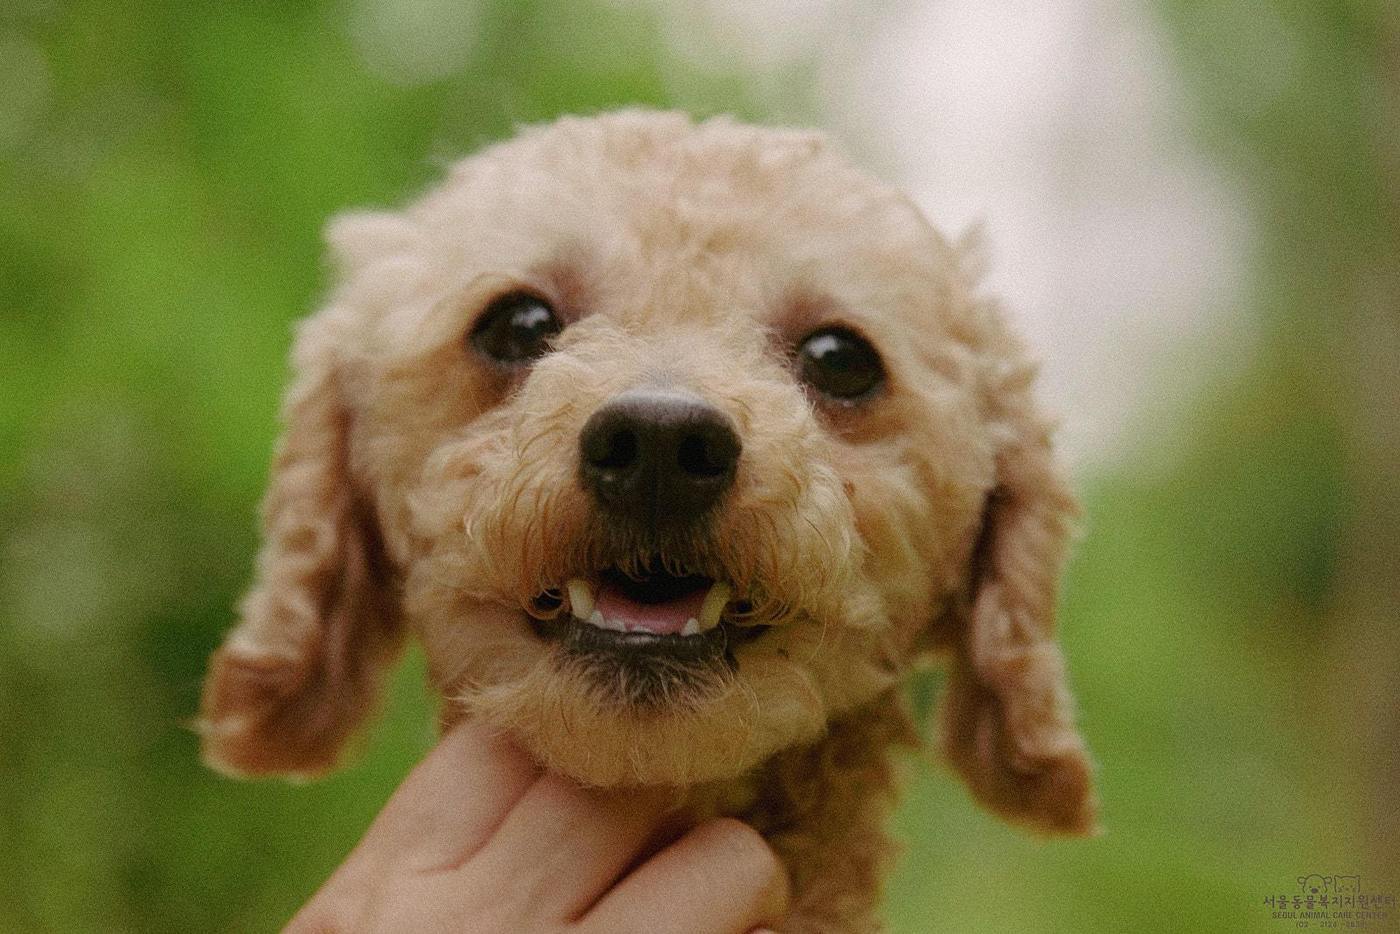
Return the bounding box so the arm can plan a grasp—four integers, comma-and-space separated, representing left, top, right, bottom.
579, 388, 741, 526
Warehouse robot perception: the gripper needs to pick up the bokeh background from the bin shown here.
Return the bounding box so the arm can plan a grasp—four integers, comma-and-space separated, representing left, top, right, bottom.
2, 0, 1396, 931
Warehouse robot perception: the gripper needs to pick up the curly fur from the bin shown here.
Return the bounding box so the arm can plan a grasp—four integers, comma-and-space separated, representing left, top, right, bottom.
199, 109, 1098, 931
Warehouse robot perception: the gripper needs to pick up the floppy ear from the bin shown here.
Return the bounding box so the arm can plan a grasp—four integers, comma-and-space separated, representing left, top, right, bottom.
938, 406, 1099, 835
199, 313, 403, 778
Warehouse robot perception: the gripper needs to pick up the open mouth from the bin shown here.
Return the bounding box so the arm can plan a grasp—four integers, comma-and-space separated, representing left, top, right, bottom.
527, 561, 767, 656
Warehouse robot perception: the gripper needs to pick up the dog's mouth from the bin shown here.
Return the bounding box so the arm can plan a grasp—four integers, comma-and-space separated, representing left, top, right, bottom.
526, 561, 768, 657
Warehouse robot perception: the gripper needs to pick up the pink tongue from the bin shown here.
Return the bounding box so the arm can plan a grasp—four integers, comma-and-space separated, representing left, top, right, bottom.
594, 581, 708, 635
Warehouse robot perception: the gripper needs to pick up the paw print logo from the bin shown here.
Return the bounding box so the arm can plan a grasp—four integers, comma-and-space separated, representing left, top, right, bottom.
1334, 876, 1360, 895
1297, 874, 1333, 896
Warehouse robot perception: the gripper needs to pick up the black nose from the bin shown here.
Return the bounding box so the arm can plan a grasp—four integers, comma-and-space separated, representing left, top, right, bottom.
579, 389, 741, 526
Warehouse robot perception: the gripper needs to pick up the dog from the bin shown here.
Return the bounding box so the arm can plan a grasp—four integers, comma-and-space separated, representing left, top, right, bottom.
199, 109, 1098, 931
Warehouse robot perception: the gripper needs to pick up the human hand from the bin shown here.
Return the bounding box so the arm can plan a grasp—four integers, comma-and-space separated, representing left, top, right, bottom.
287, 722, 788, 933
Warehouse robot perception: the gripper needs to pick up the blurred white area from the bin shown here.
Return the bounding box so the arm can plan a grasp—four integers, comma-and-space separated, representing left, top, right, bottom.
350, 0, 481, 85
659, 0, 1253, 470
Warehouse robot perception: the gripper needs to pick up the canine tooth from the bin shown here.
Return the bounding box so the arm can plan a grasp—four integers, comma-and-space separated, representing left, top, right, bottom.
698, 582, 731, 631
567, 579, 595, 620
681, 618, 699, 637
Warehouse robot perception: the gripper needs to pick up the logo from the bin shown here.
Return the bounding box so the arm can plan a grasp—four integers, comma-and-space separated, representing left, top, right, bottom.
1262, 873, 1395, 929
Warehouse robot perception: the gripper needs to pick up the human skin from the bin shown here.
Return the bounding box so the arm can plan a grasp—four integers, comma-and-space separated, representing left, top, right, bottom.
287, 722, 789, 934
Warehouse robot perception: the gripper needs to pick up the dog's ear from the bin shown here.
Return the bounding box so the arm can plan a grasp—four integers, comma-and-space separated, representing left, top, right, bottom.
199, 312, 402, 779
938, 401, 1099, 835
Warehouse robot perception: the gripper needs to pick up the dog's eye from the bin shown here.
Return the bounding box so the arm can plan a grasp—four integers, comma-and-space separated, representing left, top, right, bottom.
469, 292, 562, 364
795, 327, 885, 401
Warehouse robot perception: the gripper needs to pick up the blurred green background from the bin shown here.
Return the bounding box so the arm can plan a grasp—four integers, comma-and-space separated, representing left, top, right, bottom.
1, 1, 1396, 931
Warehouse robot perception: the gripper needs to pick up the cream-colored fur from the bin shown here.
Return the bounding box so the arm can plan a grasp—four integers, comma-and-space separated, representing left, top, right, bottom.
199, 109, 1097, 932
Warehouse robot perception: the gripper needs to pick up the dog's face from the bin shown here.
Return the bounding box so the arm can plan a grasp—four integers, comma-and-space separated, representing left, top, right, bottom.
201, 112, 1096, 835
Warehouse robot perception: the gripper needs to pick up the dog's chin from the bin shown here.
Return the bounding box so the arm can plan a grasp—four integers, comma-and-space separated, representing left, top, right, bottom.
455, 619, 829, 787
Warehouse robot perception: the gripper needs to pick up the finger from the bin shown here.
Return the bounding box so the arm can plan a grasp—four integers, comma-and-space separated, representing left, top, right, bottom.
348, 719, 540, 872
290, 721, 540, 932
580, 818, 789, 934
466, 774, 678, 921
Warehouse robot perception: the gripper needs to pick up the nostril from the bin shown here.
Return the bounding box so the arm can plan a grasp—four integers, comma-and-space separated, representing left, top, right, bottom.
589, 426, 639, 472
676, 431, 733, 479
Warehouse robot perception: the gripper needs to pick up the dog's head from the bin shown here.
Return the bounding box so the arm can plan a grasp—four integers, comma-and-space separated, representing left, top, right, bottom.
200, 111, 1096, 835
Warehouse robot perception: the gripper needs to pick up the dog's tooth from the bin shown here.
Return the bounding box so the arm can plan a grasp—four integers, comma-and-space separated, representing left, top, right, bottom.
567, 579, 595, 620
681, 618, 699, 637
698, 582, 731, 631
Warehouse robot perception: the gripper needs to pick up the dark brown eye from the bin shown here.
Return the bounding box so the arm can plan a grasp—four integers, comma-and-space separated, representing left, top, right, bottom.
469, 292, 562, 364
795, 326, 885, 401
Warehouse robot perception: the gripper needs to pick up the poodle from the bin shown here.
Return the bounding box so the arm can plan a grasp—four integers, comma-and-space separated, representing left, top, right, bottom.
199, 109, 1098, 932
